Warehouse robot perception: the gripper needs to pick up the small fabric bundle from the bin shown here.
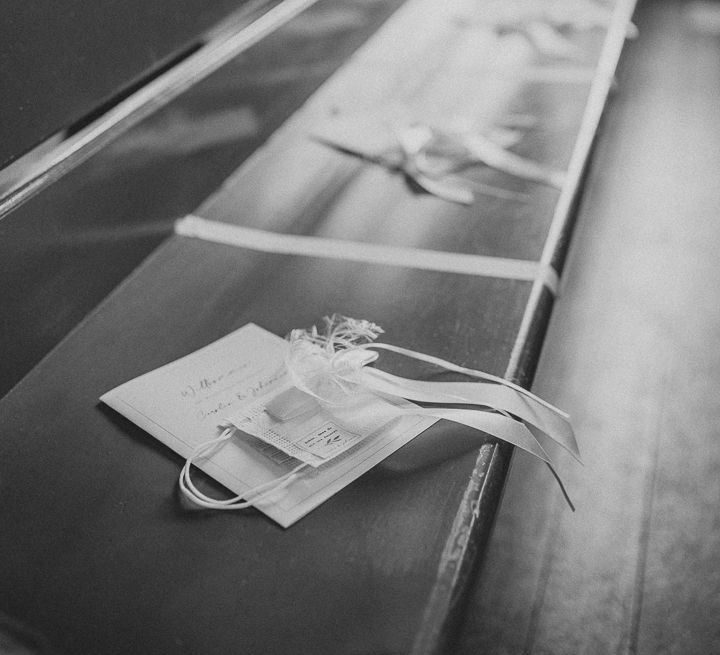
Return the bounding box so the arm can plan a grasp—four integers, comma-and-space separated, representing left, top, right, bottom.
180, 316, 580, 511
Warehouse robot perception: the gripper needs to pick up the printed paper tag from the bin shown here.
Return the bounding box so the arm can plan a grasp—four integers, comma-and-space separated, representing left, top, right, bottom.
229, 386, 395, 468
296, 422, 363, 460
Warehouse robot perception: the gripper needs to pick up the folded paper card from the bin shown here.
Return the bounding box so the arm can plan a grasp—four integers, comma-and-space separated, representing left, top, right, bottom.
101, 323, 435, 527
102, 316, 579, 527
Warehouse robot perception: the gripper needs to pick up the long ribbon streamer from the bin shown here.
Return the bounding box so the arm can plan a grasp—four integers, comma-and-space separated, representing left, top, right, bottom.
284, 316, 579, 508
179, 428, 308, 510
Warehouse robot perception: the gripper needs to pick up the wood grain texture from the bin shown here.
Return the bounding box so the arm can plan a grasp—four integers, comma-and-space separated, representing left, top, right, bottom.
0, 237, 532, 655
0, 0, 408, 398
0, 0, 267, 168
187, 5, 630, 647
458, 1, 720, 652
0, 0, 635, 653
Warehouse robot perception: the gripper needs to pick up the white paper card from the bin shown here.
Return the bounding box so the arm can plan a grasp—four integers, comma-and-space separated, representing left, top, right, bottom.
100, 324, 435, 527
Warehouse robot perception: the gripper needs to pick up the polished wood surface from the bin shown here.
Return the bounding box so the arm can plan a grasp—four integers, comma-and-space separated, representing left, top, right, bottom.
0, 238, 531, 655
0, 0, 270, 168
198, 1, 601, 262
458, 0, 720, 652
0, 0, 407, 398
0, 0, 634, 653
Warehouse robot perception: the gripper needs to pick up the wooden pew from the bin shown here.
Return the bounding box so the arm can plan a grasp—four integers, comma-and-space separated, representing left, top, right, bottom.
0, 0, 636, 652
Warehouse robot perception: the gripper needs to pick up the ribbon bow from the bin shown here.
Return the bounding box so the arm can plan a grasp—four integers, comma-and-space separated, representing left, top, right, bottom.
284, 315, 580, 508
313, 117, 564, 205
179, 316, 580, 511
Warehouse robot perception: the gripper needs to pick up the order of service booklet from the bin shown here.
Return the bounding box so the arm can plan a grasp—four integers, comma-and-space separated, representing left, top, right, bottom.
101, 323, 435, 527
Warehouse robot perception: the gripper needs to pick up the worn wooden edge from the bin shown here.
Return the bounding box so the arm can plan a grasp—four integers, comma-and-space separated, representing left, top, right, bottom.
412, 1, 640, 653
412, 286, 556, 655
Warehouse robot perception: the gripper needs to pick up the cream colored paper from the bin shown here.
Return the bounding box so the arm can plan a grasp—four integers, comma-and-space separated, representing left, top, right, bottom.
101, 324, 435, 527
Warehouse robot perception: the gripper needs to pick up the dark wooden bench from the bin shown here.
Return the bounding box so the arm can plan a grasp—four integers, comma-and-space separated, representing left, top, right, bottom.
0, 1, 636, 652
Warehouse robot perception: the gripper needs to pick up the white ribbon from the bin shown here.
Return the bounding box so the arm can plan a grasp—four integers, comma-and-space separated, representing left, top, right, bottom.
313, 118, 565, 205
179, 428, 309, 510
284, 316, 579, 509
175, 215, 560, 294
179, 316, 579, 511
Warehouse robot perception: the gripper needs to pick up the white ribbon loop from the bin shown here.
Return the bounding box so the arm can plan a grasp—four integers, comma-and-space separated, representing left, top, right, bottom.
179, 427, 308, 510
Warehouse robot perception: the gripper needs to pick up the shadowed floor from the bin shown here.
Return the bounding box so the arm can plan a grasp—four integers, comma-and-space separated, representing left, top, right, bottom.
458, 0, 720, 653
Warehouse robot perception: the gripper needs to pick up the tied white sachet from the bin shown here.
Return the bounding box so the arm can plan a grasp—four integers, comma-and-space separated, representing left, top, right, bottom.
228, 381, 411, 468
179, 384, 418, 512
313, 114, 565, 205
180, 316, 580, 513
101, 321, 436, 527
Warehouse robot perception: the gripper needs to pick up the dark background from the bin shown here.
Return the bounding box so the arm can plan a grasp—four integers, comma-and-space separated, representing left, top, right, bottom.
0, 0, 263, 168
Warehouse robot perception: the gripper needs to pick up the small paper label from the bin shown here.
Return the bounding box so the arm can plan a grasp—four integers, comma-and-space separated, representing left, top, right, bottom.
230, 388, 377, 467
296, 422, 364, 459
